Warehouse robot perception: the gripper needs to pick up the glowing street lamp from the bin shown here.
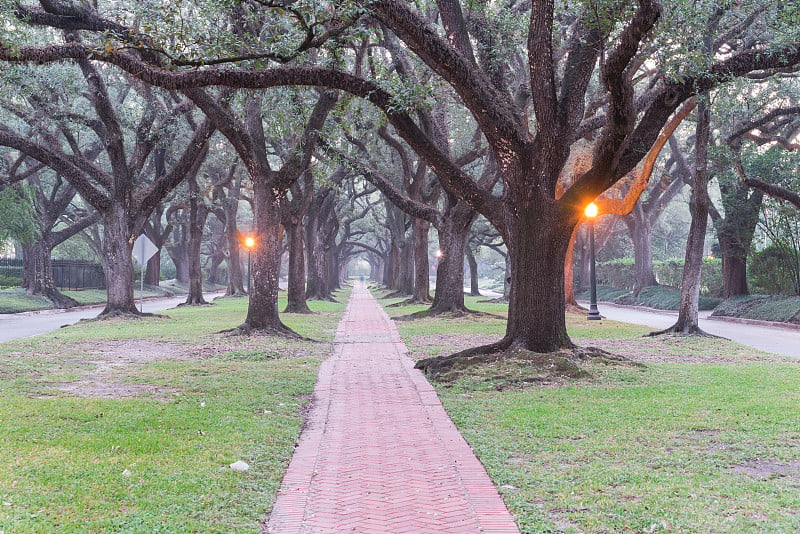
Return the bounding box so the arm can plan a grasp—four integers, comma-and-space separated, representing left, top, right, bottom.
242, 234, 256, 293
584, 202, 601, 321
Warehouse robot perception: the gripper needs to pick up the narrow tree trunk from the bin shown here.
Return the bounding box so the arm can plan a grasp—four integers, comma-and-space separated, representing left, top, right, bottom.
184, 189, 208, 305
225, 219, 246, 297
101, 207, 139, 316
305, 222, 328, 300
396, 239, 414, 295
412, 219, 432, 302
465, 245, 481, 296
630, 214, 658, 294
652, 101, 713, 336
21, 240, 79, 308
564, 228, 578, 306
284, 221, 312, 313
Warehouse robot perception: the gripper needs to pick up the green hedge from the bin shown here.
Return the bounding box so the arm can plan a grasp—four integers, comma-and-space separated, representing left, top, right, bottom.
712, 294, 800, 324
0, 274, 23, 288
578, 284, 722, 311
596, 257, 723, 298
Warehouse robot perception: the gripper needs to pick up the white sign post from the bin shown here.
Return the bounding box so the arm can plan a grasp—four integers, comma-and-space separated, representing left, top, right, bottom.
132, 234, 159, 312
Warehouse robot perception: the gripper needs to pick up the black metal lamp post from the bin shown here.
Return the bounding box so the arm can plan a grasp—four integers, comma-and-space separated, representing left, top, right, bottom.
585, 202, 601, 321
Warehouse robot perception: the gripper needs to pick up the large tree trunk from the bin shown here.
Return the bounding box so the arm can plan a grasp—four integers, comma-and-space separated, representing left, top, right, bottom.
720, 233, 749, 298
101, 206, 139, 316
21, 240, 79, 308
284, 221, 312, 313
412, 219, 432, 302
427, 202, 477, 315
242, 181, 293, 334
502, 208, 575, 352
429, 219, 469, 314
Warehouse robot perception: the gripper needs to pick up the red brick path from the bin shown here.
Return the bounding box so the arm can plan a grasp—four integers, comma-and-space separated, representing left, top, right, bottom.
265, 283, 519, 533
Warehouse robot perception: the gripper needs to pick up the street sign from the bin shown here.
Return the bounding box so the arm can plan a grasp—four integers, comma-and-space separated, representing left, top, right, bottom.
133, 234, 159, 265
132, 234, 159, 312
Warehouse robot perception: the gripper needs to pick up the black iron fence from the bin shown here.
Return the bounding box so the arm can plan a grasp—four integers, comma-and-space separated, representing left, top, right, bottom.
53, 260, 106, 290
0, 258, 23, 284
0, 258, 105, 290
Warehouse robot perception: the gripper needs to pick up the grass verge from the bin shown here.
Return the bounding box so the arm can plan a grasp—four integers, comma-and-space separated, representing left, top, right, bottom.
0, 289, 347, 533
0, 286, 180, 314
387, 294, 800, 533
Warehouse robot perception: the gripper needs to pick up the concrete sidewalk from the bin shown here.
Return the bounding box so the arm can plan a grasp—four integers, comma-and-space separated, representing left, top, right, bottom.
266, 283, 519, 533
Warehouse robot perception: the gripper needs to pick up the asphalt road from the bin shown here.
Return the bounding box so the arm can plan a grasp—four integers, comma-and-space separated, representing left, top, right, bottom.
0, 294, 217, 343
585, 301, 800, 359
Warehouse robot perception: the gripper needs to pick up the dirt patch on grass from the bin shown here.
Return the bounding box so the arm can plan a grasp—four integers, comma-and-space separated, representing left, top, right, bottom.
409, 332, 795, 366
584, 336, 795, 364
406, 334, 500, 361
733, 460, 800, 479
57, 340, 196, 400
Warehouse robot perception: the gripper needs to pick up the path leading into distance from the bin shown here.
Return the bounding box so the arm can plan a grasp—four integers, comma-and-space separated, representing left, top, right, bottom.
265, 282, 519, 534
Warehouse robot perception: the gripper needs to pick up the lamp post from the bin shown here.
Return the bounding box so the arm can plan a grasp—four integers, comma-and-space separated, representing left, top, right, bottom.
584, 202, 601, 321
243, 235, 255, 294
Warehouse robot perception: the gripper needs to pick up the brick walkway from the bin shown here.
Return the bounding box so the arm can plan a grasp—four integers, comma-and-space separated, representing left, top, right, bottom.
265, 283, 519, 534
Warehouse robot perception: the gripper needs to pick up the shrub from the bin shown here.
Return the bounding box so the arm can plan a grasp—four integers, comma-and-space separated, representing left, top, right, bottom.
713, 294, 800, 324
0, 274, 23, 288
749, 245, 800, 296
595, 257, 723, 298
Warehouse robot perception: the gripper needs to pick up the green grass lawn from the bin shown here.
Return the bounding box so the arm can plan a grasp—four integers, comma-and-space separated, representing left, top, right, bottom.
386, 294, 800, 533
0, 289, 348, 533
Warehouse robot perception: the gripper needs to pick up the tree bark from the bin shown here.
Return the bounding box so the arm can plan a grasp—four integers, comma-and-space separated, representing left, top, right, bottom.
100, 205, 138, 316
501, 206, 575, 352
184, 175, 209, 305
652, 101, 713, 335
21, 240, 79, 308
412, 219, 432, 302
719, 233, 749, 298
465, 244, 481, 296
430, 219, 469, 314
243, 180, 293, 333
627, 209, 658, 293
284, 220, 312, 312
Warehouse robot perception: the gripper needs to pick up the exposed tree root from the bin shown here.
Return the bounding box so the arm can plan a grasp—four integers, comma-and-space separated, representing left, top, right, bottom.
217, 322, 314, 341
178, 301, 213, 307
40, 291, 80, 309
647, 323, 720, 337
387, 297, 433, 308
382, 290, 412, 299
283, 304, 315, 314
393, 307, 504, 321
91, 309, 163, 321
415, 339, 640, 383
